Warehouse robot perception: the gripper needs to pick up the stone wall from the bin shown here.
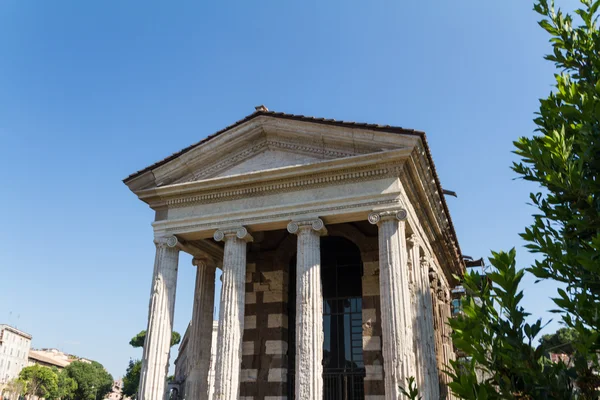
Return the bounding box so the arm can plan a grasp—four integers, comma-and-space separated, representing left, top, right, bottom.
361, 251, 385, 400
240, 248, 289, 400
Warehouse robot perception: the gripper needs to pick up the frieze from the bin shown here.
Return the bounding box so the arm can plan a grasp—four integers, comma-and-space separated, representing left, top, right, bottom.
163, 198, 401, 234
167, 163, 404, 208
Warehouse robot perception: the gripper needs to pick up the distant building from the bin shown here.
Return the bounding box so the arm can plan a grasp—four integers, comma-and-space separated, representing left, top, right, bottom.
105, 379, 129, 400
0, 325, 32, 385
28, 349, 92, 370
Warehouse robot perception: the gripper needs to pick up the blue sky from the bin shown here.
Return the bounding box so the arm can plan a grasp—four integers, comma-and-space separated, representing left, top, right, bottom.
0, 0, 574, 378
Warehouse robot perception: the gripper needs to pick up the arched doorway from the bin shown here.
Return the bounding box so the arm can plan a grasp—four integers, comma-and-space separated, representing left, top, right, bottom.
288, 236, 365, 400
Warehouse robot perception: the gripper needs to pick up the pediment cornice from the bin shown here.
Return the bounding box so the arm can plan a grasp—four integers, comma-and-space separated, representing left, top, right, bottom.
130, 116, 419, 190
136, 148, 412, 208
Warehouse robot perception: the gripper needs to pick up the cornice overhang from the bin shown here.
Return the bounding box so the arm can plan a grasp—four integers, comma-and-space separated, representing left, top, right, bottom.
404, 145, 463, 281
134, 148, 413, 208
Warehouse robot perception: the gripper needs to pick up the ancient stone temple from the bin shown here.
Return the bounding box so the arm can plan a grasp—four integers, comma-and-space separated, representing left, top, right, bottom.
123, 107, 464, 400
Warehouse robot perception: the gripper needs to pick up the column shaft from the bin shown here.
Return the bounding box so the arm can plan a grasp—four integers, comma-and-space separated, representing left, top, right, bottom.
139, 236, 180, 400
369, 210, 414, 400
213, 227, 253, 400
185, 257, 216, 400
407, 237, 423, 391
287, 219, 326, 400
418, 256, 440, 400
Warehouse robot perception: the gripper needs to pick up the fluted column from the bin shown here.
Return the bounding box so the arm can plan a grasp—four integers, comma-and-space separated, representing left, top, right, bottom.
139, 236, 180, 400
185, 256, 217, 400
213, 227, 253, 400
368, 209, 415, 400
287, 218, 327, 400
438, 284, 455, 400
408, 236, 440, 400
407, 236, 423, 391
418, 256, 441, 400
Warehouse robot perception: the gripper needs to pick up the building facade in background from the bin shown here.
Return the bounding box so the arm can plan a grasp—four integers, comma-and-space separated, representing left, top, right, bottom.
27, 348, 91, 370
125, 108, 464, 400
0, 325, 31, 386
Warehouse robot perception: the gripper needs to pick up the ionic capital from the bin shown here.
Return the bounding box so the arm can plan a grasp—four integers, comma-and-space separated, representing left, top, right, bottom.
420, 255, 431, 269
192, 255, 217, 270
428, 267, 439, 289
213, 226, 254, 243
287, 218, 327, 236
367, 208, 408, 225
154, 236, 179, 248
407, 234, 420, 249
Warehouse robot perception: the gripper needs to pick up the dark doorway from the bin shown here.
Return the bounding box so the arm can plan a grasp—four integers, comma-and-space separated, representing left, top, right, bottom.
288, 236, 365, 400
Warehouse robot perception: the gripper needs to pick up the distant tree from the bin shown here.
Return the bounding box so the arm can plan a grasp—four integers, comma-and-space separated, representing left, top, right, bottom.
3, 378, 26, 400
122, 359, 141, 399
51, 367, 78, 400
129, 330, 181, 348
123, 330, 182, 399
64, 361, 113, 400
540, 327, 580, 355
18, 365, 58, 399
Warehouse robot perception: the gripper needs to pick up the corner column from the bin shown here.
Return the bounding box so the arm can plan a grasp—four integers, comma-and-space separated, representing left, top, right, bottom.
287, 218, 327, 400
185, 256, 217, 400
408, 236, 440, 400
368, 210, 415, 400
213, 227, 253, 400
139, 236, 180, 400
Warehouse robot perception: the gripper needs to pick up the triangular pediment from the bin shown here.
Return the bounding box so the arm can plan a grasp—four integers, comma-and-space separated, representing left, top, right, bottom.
126, 113, 421, 190
211, 148, 325, 178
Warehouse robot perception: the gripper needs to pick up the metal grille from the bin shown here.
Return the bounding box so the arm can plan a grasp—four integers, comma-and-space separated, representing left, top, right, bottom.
323, 370, 365, 400
287, 370, 365, 400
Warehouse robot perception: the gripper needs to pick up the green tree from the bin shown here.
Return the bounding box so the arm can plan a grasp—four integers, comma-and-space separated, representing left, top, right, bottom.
122, 359, 141, 398
123, 330, 181, 398
449, 1, 600, 397
18, 365, 58, 399
448, 250, 575, 399
52, 367, 78, 400
64, 361, 113, 400
128, 330, 181, 348
539, 327, 580, 355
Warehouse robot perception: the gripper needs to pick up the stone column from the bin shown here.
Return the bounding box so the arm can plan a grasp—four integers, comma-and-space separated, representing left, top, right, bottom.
429, 267, 453, 399
185, 256, 217, 400
368, 209, 415, 400
406, 236, 423, 391
287, 218, 327, 400
213, 227, 253, 400
438, 284, 455, 400
418, 256, 441, 400
139, 236, 180, 400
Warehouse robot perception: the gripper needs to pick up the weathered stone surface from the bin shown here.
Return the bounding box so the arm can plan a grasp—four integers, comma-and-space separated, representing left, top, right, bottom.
267, 314, 288, 328
245, 292, 257, 304
365, 364, 384, 380
139, 236, 179, 400
267, 368, 287, 382
287, 218, 326, 400
244, 315, 257, 330
240, 369, 258, 382
369, 210, 415, 400
184, 256, 217, 400
213, 227, 253, 400
264, 340, 287, 355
